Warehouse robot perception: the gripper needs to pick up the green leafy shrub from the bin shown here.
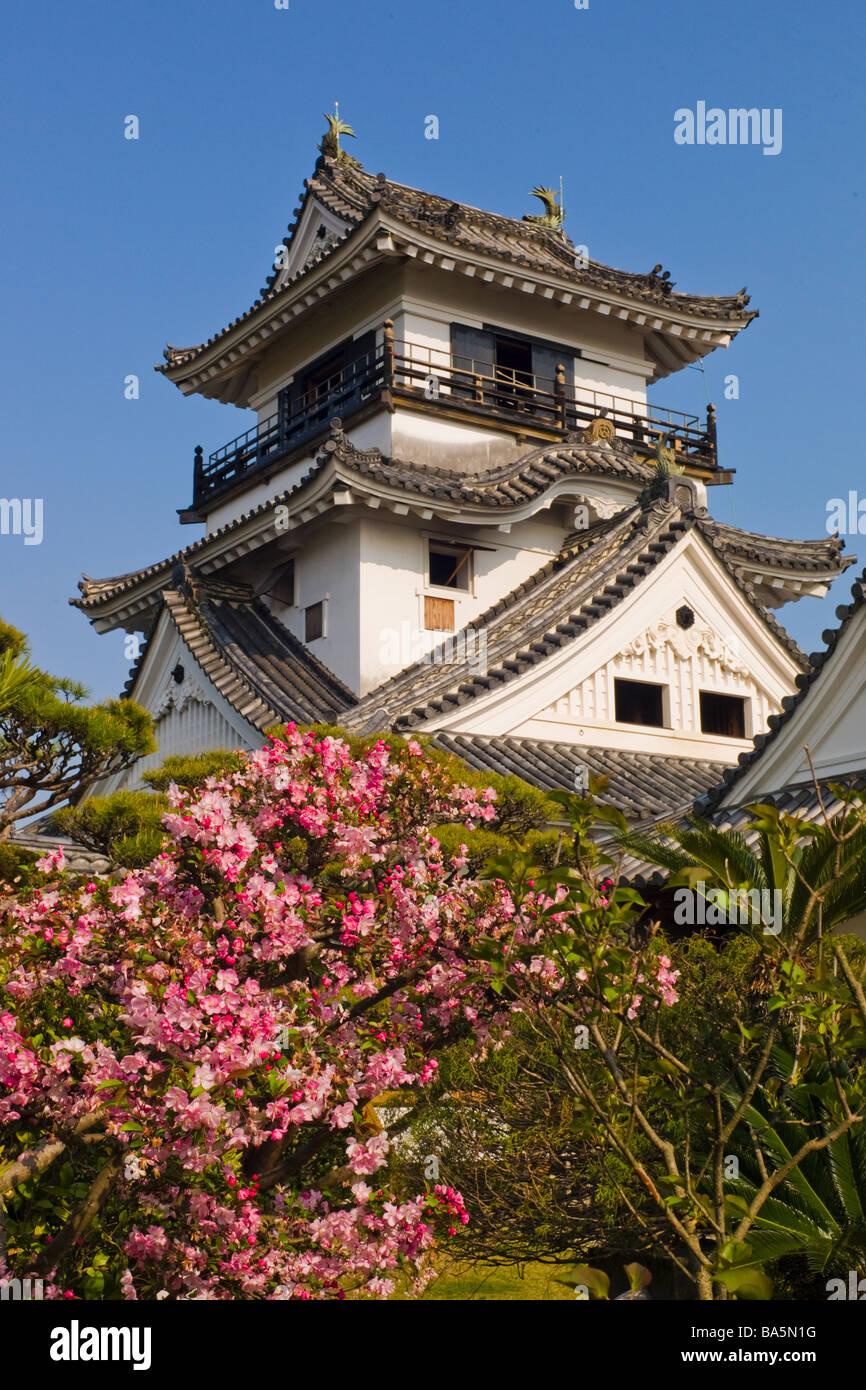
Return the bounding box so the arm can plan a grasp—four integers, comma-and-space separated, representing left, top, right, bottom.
55, 791, 168, 869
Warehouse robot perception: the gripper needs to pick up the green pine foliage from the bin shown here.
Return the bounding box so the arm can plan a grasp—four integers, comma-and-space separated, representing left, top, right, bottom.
141, 749, 240, 792
0, 616, 155, 837
0, 841, 38, 887
55, 791, 168, 869
56, 750, 241, 868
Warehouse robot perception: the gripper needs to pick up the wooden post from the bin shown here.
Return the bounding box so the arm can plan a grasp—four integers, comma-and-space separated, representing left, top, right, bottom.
706, 402, 717, 464
473, 372, 484, 404
383, 319, 395, 391
555, 362, 567, 430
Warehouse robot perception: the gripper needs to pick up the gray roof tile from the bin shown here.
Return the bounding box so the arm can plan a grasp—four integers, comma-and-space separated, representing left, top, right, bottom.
432, 732, 728, 820
159, 154, 757, 376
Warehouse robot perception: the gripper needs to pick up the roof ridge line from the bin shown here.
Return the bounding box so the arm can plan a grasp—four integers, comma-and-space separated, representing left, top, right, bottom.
161, 587, 279, 733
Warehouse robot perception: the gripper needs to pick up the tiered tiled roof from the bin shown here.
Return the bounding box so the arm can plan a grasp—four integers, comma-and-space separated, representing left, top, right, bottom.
697, 520, 848, 578
70, 429, 654, 616
282, 158, 758, 320
158, 149, 757, 386
72, 423, 847, 620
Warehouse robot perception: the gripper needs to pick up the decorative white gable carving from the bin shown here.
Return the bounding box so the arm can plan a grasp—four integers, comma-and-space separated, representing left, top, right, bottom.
624, 618, 749, 678
538, 603, 770, 740
415, 531, 804, 765
274, 201, 351, 287
572, 494, 629, 526
155, 679, 211, 719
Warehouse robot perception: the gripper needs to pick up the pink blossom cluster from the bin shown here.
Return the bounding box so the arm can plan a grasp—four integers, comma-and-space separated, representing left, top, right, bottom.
0, 727, 505, 1300
0, 728, 683, 1301
654, 954, 681, 1008
479, 879, 682, 1024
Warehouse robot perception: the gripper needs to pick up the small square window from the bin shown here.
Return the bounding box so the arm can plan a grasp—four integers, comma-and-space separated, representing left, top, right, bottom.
429, 543, 472, 591
305, 601, 324, 643
699, 691, 746, 738
614, 678, 665, 728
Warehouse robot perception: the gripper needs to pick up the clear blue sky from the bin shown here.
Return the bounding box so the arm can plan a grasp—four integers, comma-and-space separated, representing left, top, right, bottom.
1, 0, 864, 700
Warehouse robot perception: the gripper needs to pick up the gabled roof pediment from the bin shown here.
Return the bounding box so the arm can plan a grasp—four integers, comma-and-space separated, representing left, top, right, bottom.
123, 570, 355, 733
267, 196, 353, 291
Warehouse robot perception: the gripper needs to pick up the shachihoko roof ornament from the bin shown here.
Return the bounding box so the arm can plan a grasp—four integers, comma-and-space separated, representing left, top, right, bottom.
317, 105, 360, 169
523, 185, 565, 232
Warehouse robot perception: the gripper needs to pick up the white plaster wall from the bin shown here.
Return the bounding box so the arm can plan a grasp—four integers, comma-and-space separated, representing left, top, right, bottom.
390, 409, 527, 473
394, 309, 453, 375
357, 512, 566, 695
127, 699, 251, 789
274, 520, 361, 693
723, 610, 866, 798
795, 695, 866, 778
359, 519, 425, 694
535, 599, 769, 741
205, 448, 320, 535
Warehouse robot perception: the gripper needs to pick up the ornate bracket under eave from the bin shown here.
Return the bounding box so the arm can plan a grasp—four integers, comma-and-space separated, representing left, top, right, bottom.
728, 567, 843, 608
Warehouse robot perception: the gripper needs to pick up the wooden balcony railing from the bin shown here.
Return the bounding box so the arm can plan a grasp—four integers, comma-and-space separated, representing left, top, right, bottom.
190, 320, 719, 509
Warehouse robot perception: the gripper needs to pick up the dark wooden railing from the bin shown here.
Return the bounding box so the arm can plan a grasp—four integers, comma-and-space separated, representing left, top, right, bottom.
191, 320, 718, 508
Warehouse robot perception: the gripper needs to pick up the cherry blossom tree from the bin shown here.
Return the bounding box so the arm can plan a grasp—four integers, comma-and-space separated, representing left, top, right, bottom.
0, 728, 688, 1302
0, 727, 507, 1300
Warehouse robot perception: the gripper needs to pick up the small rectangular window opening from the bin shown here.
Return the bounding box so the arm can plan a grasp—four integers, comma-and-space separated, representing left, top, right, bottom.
428, 543, 472, 591
699, 691, 746, 738
614, 678, 665, 728
305, 601, 324, 642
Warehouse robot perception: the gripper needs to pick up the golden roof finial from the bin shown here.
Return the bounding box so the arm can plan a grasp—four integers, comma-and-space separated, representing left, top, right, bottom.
320, 104, 356, 161
523, 185, 565, 231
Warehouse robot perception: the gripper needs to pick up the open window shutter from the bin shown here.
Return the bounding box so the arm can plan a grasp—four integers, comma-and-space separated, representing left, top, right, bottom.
352, 328, 375, 368
531, 344, 572, 392
325, 329, 377, 416
451, 323, 494, 400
